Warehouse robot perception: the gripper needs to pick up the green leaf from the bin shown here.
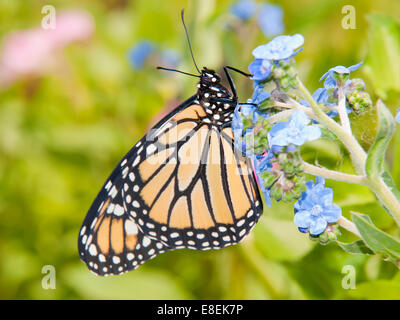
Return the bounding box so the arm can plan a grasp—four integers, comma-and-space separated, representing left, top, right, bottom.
364, 13, 400, 99
351, 212, 400, 266
365, 100, 396, 180
336, 240, 374, 255
381, 170, 400, 204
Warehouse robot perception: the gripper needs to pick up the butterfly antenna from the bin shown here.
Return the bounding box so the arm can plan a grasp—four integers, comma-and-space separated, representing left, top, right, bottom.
225, 66, 253, 77
181, 9, 201, 74
156, 66, 200, 78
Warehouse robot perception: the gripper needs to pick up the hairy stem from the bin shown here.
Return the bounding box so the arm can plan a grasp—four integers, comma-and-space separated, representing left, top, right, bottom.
337, 87, 352, 133
301, 161, 368, 185
268, 109, 296, 124
337, 216, 361, 238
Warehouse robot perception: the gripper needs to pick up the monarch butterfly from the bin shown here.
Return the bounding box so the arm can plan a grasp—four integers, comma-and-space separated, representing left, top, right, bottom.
78, 12, 263, 276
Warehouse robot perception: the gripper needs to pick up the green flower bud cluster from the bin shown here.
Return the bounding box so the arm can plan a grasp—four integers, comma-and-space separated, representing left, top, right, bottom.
271, 59, 298, 92
309, 224, 340, 245
242, 116, 271, 155
346, 90, 373, 114
260, 148, 306, 203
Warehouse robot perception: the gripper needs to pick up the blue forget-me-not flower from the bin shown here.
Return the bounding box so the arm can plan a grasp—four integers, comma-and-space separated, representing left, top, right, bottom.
232, 104, 260, 156
251, 83, 271, 104
268, 110, 321, 147
128, 40, 155, 70
248, 59, 272, 81
159, 49, 182, 69
230, 0, 257, 21
294, 177, 342, 235
257, 3, 284, 37
320, 62, 363, 89
396, 109, 400, 123
252, 34, 304, 61
253, 152, 274, 207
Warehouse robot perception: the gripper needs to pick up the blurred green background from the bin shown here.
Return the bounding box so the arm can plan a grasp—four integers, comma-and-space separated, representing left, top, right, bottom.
1, 0, 400, 299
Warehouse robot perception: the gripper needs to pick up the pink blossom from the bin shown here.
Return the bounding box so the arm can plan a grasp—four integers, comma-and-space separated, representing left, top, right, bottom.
45, 10, 95, 48
0, 10, 94, 87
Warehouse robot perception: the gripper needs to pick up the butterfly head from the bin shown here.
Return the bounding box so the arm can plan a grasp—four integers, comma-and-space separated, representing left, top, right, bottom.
199, 67, 221, 85
197, 68, 233, 104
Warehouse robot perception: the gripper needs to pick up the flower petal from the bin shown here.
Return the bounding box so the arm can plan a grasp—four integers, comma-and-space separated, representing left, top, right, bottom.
289, 34, 305, 48
322, 204, 342, 223
290, 110, 310, 128
269, 121, 288, 136
302, 125, 321, 141
323, 75, 337, 89
348, 61, 363, 72
319, 187, 333, 206
252, 44, 269, 59
294, 210, 312, 228
331, 65, 350, 74
257, 4, 284, 37
287, 133, 307, 146
230, 0, 257, 21
309, 217, 327, 235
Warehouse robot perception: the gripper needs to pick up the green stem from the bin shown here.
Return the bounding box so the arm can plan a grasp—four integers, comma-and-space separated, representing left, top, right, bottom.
337, 216, 361, 237
274, 100, 316, 119
301, 161, 368, 185
268, 109, 296, 124
337, 87, 352, 134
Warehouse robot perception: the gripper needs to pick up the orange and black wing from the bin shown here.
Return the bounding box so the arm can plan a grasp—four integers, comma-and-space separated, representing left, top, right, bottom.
78, 96, 263, 276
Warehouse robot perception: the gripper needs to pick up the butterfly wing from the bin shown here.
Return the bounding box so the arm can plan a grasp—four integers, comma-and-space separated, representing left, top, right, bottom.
78, 96, 263, 276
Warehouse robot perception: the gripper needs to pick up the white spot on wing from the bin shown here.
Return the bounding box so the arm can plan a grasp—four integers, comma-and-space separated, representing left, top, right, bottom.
105, 181, 112, 191
146, 144, 157, 155
112, 256, 121, 264
132, 200, 140, 208
142, 237, 151, 247
132, 156, 140, 167
113, 204, 125, 216
88, 244, 97, 256
80, 226, 86, 236
125, 219, 138, 235
109, 186, 118, 198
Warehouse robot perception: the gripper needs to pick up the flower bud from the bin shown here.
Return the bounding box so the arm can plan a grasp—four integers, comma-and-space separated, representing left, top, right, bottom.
317, 224, 340, 245
260, 171, 277, 188
346, 91, 372, 113
348, 78, 366, 92
270, 183, 283, 200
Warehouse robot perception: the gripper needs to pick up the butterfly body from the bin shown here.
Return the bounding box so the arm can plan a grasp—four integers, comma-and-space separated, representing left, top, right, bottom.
78, 67, 263, 276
